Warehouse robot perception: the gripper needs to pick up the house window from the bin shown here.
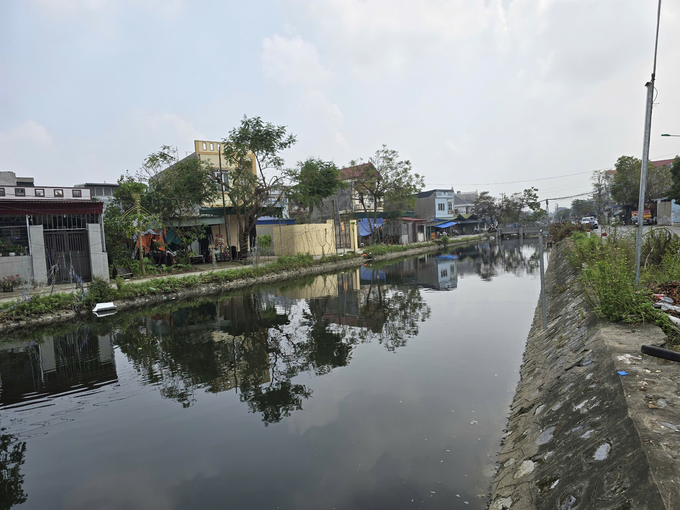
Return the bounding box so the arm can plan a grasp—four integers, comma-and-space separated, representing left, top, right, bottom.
72, 189, 82, 198
104, 187, 113, 196
202, 142, 207, 150
35, 189, 45, 197
438, 203, 445, 211
210, 143, 214, 151
448, 202, 453, 211
441, 269, 448, 278
95, 187, 104, 196
54, 189, 64, 198
15, 188, 25, 197
0, 188, 4, 196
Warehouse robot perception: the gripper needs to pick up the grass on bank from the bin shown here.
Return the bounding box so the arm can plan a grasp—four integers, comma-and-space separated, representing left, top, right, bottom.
0, 252, 358, 320
1, 238, 482, 322
566, 227, 680, 343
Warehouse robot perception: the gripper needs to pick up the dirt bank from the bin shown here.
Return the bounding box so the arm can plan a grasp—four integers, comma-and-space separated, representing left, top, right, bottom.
0, 238, 481, 334
489, 241, 679, 509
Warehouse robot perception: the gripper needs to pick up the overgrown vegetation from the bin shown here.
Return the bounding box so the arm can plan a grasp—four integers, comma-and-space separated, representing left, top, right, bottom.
549, 222, 587, 243
0, 252, 357, 321
566, 227, 680, 343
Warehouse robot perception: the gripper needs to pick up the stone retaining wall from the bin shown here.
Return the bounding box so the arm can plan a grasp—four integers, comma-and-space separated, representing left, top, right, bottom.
0, 239, 477, 334
489, 241, 667, 509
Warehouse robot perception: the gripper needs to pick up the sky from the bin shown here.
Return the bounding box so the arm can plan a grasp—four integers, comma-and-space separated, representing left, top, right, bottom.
1, 0, 680, 209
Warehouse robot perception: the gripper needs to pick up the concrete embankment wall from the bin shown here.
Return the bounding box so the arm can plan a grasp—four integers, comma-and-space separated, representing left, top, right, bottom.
0, 239, 478, 333
489, 242, 667, 510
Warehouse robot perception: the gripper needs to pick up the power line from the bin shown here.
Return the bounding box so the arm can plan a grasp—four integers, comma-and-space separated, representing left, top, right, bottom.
424, 148, 680, 189
541, 191, 593, 201
425, 170, 596, 187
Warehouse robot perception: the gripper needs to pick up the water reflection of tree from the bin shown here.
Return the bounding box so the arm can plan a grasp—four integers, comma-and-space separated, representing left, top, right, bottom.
0, 434, 27, 509
357, 270, 431, 351
112, 274, 431, 424
463, 241, 542, 281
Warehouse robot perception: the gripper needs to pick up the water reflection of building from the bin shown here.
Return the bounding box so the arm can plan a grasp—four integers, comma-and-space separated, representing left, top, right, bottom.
417, 255, 458, 290
0, 332, 117, 408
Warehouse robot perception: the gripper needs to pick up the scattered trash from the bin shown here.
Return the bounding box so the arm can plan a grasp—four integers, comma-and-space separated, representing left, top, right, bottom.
661, 296, 675, 304
92, 301, 117, 318
617, 371, 628, 376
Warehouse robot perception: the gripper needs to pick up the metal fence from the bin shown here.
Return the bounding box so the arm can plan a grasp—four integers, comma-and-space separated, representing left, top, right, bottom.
0, 225, 29, 256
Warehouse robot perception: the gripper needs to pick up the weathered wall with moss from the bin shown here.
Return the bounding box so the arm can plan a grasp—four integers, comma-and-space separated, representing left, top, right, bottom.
489, 241, 668, 509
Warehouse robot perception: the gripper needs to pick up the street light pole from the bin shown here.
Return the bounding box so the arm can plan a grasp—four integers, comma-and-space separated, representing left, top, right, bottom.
634, 0, 662, 285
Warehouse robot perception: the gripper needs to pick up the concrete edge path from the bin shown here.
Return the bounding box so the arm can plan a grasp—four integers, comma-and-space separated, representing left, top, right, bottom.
489, 241, 679, 509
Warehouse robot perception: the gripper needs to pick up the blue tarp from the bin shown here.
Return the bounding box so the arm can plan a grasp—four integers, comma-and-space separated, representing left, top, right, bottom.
358, 218, 384, 237
360, 266, 386, 281
434, 221, 456, 228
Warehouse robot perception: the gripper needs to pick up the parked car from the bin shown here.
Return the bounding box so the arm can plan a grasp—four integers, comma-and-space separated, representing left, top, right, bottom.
580, 217, 598, 229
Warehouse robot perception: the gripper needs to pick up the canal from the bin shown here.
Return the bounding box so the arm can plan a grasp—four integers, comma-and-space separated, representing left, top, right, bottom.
0, 239, 546, 510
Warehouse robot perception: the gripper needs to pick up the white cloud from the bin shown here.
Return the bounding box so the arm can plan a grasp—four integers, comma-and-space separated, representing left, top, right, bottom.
0, 120, 54, 173
29, 0, 110, 15
134, 112, 205, 145
262, 34, 332, 87
301, 0, 493, 40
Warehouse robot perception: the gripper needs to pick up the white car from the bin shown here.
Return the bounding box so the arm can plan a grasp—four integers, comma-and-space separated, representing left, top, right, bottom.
580, 217, 598, 229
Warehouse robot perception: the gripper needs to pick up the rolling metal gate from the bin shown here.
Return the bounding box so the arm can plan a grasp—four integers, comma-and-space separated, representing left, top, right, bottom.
44, 231, 92, 283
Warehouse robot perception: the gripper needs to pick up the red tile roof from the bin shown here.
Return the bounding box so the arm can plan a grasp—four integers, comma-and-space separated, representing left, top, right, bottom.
338, 162, 377, 180
651, 158, 677, 168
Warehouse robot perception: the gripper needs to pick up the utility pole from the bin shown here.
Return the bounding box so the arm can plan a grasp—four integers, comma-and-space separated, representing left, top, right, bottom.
634, 0, 662, 285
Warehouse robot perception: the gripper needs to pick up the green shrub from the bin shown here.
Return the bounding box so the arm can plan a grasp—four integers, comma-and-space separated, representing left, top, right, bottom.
549, 222, 586, 243
258, 234, 273, 250
85, 278, 115, 306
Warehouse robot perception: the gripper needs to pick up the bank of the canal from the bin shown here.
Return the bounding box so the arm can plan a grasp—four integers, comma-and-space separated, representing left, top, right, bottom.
0, 239, 543, 510
489, 241, 680, 510
0, 236, 483, 333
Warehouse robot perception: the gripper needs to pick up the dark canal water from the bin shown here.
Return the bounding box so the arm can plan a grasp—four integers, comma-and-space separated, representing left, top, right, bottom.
0, 239, 546, 510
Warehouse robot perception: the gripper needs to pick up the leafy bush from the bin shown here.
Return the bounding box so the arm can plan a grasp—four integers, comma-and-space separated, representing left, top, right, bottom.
85, 278, 115, 306
258, 235, 273, 250
567, 230, 680, 343
549, 222, 586, 243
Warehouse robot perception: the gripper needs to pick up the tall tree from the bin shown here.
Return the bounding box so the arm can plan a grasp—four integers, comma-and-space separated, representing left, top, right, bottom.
591, 170, 611, 221
475, 191, 498, 223
140, 146, 219, 227
287, 158, 346, 219
555, 208, 571, 221
222, 116, 297, 252
666, 157, 680, 203
103, 174, 158, 269
352, 145, 424, 242
611, 155, 672, 206
571, 199, 595, 219
507, 187, 540, 223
